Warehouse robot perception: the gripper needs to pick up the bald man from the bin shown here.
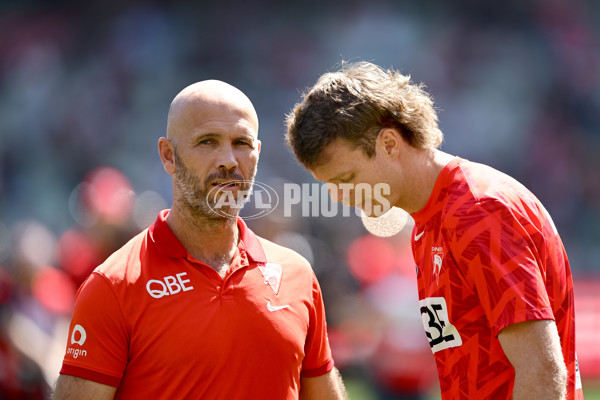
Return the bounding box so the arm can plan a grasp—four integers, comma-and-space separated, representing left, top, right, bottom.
53, 81, 347, 400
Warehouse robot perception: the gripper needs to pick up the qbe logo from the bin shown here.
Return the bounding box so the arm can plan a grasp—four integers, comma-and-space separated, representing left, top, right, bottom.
66, 324, 88, 358
146, 272, 194, 299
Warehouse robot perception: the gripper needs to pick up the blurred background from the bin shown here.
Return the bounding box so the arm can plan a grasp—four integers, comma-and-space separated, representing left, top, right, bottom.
0, 0, 599, 398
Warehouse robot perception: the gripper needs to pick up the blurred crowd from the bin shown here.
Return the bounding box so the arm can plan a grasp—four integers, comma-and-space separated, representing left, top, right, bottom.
0, 0, 599, 398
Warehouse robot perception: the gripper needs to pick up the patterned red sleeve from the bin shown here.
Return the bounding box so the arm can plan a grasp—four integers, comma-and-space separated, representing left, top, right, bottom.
451, 199, 554, 336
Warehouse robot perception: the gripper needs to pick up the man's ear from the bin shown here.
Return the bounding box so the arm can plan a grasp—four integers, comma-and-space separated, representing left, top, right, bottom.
377, 128, 402, 158
158, 137, 176, 175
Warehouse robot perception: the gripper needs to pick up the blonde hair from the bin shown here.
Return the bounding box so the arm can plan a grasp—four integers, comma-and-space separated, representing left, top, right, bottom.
286, 61, 443, 167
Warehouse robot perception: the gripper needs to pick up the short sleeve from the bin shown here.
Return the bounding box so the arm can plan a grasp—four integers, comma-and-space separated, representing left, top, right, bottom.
301, 272, 334, 377
452, 200, 554, 336
60, 272, 129, 386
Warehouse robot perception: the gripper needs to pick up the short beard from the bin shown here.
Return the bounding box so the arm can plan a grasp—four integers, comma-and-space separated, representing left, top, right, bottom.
173, 147, 255, 221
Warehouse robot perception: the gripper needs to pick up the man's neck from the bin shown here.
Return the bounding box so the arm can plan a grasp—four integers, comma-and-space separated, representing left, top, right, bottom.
396, 148, 455, 214
166, 204, 240, 277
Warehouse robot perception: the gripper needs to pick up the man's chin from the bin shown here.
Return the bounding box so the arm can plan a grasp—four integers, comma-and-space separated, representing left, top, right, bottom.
182, 201, 240, 221
357, 203, 391, 218
205, 205, 243, 220
208, 182, 253, 196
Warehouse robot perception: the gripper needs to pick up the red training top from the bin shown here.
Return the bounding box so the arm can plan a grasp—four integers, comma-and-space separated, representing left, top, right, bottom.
411, 158, 583, 399
60, 210, 334, 399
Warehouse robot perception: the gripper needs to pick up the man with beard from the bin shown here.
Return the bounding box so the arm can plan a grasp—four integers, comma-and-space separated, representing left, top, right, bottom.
52, 81, 347, 400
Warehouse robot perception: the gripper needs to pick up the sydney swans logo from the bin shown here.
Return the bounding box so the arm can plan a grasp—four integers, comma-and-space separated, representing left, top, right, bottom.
206, 180, 278, 220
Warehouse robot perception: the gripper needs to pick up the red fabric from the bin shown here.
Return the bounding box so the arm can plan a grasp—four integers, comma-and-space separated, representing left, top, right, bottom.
59, 364, 121, 387
411, 158, 582, 400
60, 210, 333, 399
301, 359, 335, 377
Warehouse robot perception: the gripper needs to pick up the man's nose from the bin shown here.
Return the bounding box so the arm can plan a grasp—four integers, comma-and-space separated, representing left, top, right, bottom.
217, 145, 238, 170
326, 183, 343, 204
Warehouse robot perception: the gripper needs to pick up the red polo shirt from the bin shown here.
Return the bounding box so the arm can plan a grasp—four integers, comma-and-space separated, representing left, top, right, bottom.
60, 210, 334, 399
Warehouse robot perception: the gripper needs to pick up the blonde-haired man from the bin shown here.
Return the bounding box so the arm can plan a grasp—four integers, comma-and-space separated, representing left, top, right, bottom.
286, 61, 583, 400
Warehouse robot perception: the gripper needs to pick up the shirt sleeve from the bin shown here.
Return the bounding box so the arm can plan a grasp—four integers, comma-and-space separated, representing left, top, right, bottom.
452, 199, 554, 336
60, 272, 129, 386
301, 272, 334, 377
